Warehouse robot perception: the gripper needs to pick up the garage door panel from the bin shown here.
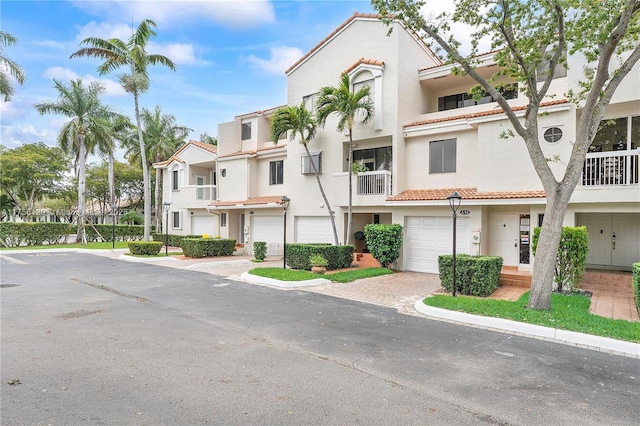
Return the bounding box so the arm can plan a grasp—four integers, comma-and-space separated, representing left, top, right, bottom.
295, 216, 333, 244
405, 216, 469, 274
251, 216, 283, 256
192, 215, 217, 236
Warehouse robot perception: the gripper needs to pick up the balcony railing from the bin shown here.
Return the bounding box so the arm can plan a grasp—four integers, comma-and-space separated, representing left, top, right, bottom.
356, 170, 392, 195
187, 184, 217, 201
580, 151, 639, 187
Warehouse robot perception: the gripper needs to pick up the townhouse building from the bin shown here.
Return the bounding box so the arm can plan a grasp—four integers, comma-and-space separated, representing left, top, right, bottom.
160, 13, 640, 273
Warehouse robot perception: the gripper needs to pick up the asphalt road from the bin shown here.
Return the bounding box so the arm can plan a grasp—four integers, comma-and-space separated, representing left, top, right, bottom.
1, 252, 639, 425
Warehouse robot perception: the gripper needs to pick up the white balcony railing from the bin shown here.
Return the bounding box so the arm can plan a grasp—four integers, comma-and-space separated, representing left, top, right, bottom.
187, 184, 217, 201
356, 170, 392, 195
580, 151, 639, 186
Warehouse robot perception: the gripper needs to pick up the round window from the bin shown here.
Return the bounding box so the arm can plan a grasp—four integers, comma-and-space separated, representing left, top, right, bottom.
543, 127, 563, 143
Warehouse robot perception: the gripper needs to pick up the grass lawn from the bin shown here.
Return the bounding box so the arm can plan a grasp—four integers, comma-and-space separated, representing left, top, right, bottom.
249, 267, 393, 283
423, 292, 640, 343
1, 241, 131, 250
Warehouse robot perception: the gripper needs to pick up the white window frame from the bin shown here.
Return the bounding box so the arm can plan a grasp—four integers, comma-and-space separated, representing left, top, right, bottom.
172, 211, 182, 229
301, 152, 322, 175
269, 160, 284, 185
220, 212, 227, 227
172, 169, 179, 191
429, 138, 457, 174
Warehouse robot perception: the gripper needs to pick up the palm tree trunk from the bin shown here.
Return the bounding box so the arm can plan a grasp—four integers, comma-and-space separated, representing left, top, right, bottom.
133, 90, 151, 242
76, 134, 87, 243
302, 143, 339, 246
108, 151, 115, 224
346, 129, 354, 246
154, 152, 161, 232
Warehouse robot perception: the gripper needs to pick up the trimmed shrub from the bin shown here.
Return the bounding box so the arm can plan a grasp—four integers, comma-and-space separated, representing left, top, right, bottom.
532, 226, 589, 292
127, 241, 163, 255
85, 224, 144, 242
364, 223, 403, 268
181, 238, 236, 258
152, 233, 202, 248
286, 244, 354, 270
253, 241, 267, 261
438, 254, 503, 297
0, 222, 74, 247
633, 263, 640, 315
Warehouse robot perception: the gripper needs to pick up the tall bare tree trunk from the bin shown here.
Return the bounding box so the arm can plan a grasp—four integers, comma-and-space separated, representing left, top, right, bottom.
302, 143, 339, 245
154, 153, 161, 232
133, 90, 151, 242
76, 134, 87, 243
346, 129, 354, 246
108, 151, 115, 224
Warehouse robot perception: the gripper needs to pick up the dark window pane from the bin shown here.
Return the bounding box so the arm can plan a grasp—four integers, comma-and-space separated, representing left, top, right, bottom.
443, 139, 457, 172
241, 122, 251, 140
591, 117, 628, 152
430, 141, 443, 173
631, 116, 639, 150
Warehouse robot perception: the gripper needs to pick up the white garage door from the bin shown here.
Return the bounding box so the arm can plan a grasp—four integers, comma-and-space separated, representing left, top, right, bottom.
192, 215, 218, 236
251, 216, 283, 256
405, 216, 469, 273
295, 216, 334, 244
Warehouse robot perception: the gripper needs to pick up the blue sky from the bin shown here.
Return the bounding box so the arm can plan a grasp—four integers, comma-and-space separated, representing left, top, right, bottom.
1, 0, 376, 156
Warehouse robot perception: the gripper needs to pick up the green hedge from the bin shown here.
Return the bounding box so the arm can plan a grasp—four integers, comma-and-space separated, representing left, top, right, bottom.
85, 224, 144, 242
127, 241, 163, 255
633, 263, 640, 315
285, 244, 354, 271
0, 222, 74, 247
438, 254, 503, 297
532, 226, 589, 292
364, 223, 403, 268
181, 238, 236, 258
253, 241, 267, 261
151, 233, 202, 247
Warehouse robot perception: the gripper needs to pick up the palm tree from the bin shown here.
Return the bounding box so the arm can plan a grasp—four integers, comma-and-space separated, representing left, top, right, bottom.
316, 73, 374, 246
271, 104, 339, 246
139, 106, 191, 230
70, 19, 176, 241
0, 31, 26, 102
35, 79, 116, 242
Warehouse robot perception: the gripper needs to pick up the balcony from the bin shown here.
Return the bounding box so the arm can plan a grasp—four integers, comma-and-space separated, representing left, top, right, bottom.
175, 185, 218, 207
580, 151, 639, 187
357, 170, 392, 195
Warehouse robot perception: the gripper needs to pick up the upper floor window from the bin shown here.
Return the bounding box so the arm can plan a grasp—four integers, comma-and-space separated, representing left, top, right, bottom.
429, 138, 456, 173
172, 211, 181, 229
269, 160, 284, 185
172, 170, 179, 190
536, 52, 567, 82
543, 127, 563, 143
352, 146, 392, 172
353, 78, 374, 102
241, 121, 252, 140
438, 85, 518, 111
590, 116, 639, 152
303, 93, 318, 113
302, 152, 322, 175
220, 213, 227, 227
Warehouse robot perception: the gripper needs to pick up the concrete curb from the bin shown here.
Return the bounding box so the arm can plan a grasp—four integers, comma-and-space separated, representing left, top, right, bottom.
187, 260, 253, 269
118, 253, 177, 263
414, 298, 640, 358
240, 271, 331, 288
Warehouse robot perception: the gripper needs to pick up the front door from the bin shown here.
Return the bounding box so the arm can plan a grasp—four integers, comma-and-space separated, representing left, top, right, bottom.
491, 214, 519, 266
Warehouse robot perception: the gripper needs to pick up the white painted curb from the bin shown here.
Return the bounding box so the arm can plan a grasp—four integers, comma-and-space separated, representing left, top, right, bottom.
414, 299, 640, 357
241, 271, 331, 288
187, 260, 252, 269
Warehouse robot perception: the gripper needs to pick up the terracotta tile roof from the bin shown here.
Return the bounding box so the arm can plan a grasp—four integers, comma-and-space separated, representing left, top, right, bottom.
419, 49, 502, 72
235, 105, 287, 119
209, 195, 286, 207
154, 139, 217, 167
386, 187, 546, 202
344, 57, 385, 74
218, 143, 287, 159
404, 99, 570, 128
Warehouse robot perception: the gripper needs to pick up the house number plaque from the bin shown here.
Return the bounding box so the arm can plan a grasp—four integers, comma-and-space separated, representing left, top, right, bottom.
459, 210, 470, 215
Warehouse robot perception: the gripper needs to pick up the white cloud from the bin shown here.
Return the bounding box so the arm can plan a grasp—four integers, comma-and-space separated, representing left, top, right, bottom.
244, 46, 304, 75
149, 42, 209, 66
42, 67, 128, 97
72, 0, 276, 29
75, 21, 133, 43
0, 100, 30, 122
1, 124, 50, 147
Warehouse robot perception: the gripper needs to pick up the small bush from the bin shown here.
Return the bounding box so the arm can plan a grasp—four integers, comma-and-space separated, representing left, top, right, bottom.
633, 263, 640, 315
532, 226, 589, 292
286, 244, 354, 270
254, 241, 267, 261
364, 223, 403, 268
127, 241, 163, 255
152, 233, 202, 247
309, 254, 329, 267
181, 238, 236, 258
438, 255, 503, 296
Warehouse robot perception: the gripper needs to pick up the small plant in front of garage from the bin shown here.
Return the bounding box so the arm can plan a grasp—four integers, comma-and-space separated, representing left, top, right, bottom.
253, 241, 267, 262
364, 223, 403, 269
309, 254, 329, 274
127, 241, 163, 256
